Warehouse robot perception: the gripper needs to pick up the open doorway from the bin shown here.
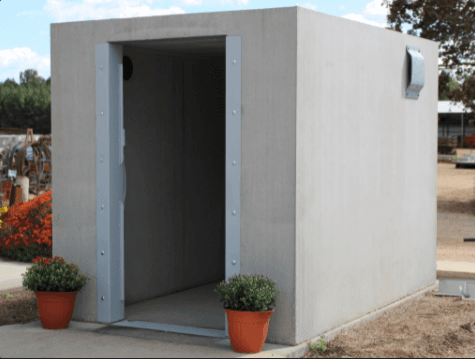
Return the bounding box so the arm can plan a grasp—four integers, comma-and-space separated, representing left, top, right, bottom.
95, 36, 242, 338
122, 42, 226, 335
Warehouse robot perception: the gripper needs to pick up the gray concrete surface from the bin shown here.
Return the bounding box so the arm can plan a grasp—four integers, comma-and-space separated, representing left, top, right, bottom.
125, 282, 225, 330
0, 258, 30, 291
51, 5, 439, 346
294, 7, 439, 344
0, 320, 289, 358
0, 280, 439, 358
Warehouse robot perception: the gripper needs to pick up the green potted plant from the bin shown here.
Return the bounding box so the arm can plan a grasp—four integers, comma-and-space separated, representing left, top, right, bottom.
215, 273, 281, 354
21, 256, 91, 329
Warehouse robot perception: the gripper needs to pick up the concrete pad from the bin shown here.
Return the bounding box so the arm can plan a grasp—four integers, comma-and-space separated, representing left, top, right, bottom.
0, 320, 289, 358
437, 260, 475, 280
0, 258, 31, 291
125, 282, 225, 330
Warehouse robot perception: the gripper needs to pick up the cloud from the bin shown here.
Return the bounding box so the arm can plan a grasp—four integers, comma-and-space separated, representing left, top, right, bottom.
363, 0, 389, 16
339, 5, 345, 10
341, 0, 390, 28
296, 3, 317, 11
44, 0, 187, 23
0, 48, 51, 84
341, 13, 386, 28
181, 0, 204, 5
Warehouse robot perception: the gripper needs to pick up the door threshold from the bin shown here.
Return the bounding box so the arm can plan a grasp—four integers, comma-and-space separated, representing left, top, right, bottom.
111, 320, 227, 338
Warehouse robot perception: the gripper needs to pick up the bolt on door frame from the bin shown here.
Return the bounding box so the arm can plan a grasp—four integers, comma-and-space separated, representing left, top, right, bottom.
95, 36, 241, 336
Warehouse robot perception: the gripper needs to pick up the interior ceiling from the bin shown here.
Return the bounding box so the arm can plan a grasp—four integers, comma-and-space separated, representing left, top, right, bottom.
115, 35, 226, 57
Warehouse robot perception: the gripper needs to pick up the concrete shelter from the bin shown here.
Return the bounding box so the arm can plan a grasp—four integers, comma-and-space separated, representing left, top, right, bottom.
51, 6, 439, 346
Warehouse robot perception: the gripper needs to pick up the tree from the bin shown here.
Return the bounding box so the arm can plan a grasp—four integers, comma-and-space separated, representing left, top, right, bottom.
1, 78, 19, 87
439, 71, 461, 100
19, 69, 45, 85
0, 70, 51, 134
381, 0, 475, 112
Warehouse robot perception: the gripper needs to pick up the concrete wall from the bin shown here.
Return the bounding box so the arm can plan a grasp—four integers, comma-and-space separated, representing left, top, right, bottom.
295, 8, 439, 345
122, 49, 226, 305
51, 7, 297, 344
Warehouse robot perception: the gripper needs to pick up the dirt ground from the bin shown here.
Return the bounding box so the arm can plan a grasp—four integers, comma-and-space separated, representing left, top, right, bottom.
437, 149, 475, 218
300, 290, 475, 358
437, 150, 475, 262
0, 287, 38, 326
301, 151, 475, 358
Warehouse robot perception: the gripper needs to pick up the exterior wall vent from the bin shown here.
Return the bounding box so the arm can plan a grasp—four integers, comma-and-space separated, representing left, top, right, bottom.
406, 45, 425, 99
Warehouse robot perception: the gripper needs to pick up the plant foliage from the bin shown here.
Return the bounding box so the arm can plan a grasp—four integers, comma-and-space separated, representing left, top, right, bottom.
21, 256, 90, 293
0, 69, 51, 134
0, 191, 52, 262
214, 273, 281, 312
382, 0, 475, 111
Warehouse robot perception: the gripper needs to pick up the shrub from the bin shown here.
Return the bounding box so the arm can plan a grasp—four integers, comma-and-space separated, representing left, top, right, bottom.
214, 273, 281, 312
0, 190, 52, 262
22, 256, 90, 293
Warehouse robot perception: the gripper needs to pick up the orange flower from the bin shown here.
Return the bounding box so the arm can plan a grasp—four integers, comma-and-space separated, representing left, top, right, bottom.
0, 191, 52, 253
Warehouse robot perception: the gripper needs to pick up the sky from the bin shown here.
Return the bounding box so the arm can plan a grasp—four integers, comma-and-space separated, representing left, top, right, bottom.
0, 0, 436, 84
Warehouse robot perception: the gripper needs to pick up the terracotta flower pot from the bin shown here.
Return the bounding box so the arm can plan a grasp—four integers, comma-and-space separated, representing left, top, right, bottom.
35, 291, 78, 329
224, 307, 275, 353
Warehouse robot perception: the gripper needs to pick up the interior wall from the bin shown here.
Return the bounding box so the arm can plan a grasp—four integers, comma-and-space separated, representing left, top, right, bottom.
123, 48, 226, 306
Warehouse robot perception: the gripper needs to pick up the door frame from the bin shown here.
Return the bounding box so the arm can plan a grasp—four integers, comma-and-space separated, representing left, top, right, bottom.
95, 36, 242, 337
